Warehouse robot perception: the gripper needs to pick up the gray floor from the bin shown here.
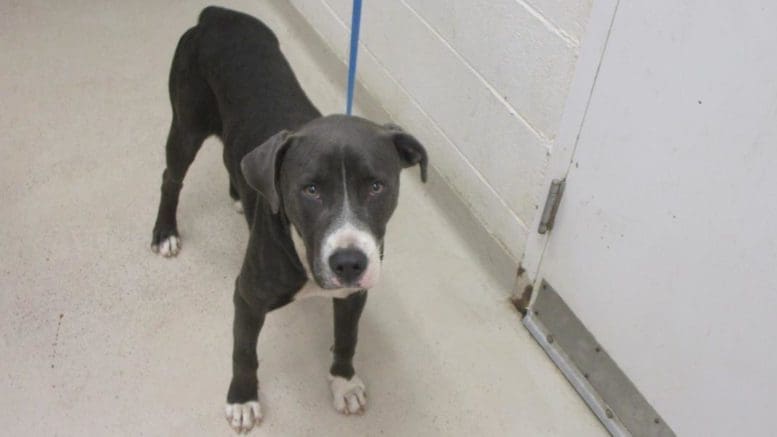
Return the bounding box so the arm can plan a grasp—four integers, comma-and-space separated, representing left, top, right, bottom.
0, 1, 605, 435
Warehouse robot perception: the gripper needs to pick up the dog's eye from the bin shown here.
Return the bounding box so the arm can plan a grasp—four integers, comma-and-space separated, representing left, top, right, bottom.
369, 181, 385, 195
302, 184, 320, 198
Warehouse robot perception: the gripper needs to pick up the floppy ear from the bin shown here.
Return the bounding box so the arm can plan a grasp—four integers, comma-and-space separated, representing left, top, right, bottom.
383, 123, 429, 182
240, 130, 293, 214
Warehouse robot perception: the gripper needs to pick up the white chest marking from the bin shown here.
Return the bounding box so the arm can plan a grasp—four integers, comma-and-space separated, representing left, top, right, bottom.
293, 281, 361, 301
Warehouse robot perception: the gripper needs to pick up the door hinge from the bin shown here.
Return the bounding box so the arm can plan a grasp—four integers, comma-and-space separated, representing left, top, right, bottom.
538, 178, 566, 234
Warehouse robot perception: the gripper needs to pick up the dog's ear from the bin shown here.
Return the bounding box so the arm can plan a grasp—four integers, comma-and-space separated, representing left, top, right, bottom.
240, 130, 293, 214
383, 123, 428, 182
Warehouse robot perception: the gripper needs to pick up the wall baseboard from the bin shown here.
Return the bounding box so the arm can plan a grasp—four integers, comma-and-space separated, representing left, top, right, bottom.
524, 281, 675, 437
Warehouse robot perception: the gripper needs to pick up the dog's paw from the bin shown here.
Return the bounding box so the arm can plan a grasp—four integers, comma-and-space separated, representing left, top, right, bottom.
151, 225, 181, 258
151, 234, 180, 257
233, 200, 244, 214
328, 374, 367, 415
225, 400, 262, 434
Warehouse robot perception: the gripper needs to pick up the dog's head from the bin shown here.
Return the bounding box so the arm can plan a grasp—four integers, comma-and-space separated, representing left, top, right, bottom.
240, 115, 428, 290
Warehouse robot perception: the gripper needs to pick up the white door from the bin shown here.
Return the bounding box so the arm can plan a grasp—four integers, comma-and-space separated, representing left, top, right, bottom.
532, 2, 777, 436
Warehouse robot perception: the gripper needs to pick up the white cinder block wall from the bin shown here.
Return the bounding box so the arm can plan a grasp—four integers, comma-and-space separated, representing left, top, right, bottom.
289, 0, 592, 262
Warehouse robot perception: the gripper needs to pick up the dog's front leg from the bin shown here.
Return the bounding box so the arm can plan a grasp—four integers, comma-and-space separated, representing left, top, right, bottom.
225, 289, 265, 433
329, 290, 368, 415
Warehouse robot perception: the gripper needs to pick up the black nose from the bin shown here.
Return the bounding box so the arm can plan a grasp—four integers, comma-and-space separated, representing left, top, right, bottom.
328, 249, 367, 284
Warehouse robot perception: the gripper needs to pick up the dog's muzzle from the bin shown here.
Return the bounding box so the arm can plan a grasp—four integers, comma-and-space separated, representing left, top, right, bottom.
328, 248, 368, 286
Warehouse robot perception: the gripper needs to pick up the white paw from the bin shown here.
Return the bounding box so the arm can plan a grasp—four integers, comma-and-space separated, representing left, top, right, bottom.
328, 374, 367, 415
225, 401, 262, 434
233, 200, 244, 214
151, 235, 180, 257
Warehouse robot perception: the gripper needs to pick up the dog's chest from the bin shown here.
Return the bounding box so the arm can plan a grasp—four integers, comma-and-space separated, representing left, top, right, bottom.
293, 281, 361, 301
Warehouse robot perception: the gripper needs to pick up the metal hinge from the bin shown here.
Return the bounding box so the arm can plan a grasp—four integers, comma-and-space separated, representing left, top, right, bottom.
538, 178, 566, 234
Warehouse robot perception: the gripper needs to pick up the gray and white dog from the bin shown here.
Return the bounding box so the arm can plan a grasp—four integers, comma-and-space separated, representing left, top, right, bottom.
150, 6, 428, 433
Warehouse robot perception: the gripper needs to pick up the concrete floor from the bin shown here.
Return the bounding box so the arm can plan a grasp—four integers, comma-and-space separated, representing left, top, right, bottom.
0, 1, 605, 435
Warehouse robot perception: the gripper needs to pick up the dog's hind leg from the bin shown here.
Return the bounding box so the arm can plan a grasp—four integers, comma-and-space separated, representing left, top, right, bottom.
151, 26, 220, 257
151, 122, 207, 257
228, 171, 244, 215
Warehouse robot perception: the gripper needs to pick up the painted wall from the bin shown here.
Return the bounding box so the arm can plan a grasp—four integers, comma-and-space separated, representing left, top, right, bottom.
288, 0, 592, 262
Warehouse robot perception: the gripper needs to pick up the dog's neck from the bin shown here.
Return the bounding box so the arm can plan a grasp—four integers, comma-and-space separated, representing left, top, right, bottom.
237, 200, 307, 309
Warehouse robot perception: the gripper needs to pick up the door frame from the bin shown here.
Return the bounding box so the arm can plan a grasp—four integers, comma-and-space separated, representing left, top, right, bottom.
519, 0, 620, 284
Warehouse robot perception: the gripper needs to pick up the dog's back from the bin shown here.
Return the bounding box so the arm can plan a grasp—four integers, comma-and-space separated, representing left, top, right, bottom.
197, 5, 263, 26
195, 5, 280, 63
174, 6, 318, 137
152, 6, 320, 254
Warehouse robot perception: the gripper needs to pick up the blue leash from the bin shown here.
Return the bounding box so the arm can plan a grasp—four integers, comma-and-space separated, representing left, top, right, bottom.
345, 0, 362, 115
